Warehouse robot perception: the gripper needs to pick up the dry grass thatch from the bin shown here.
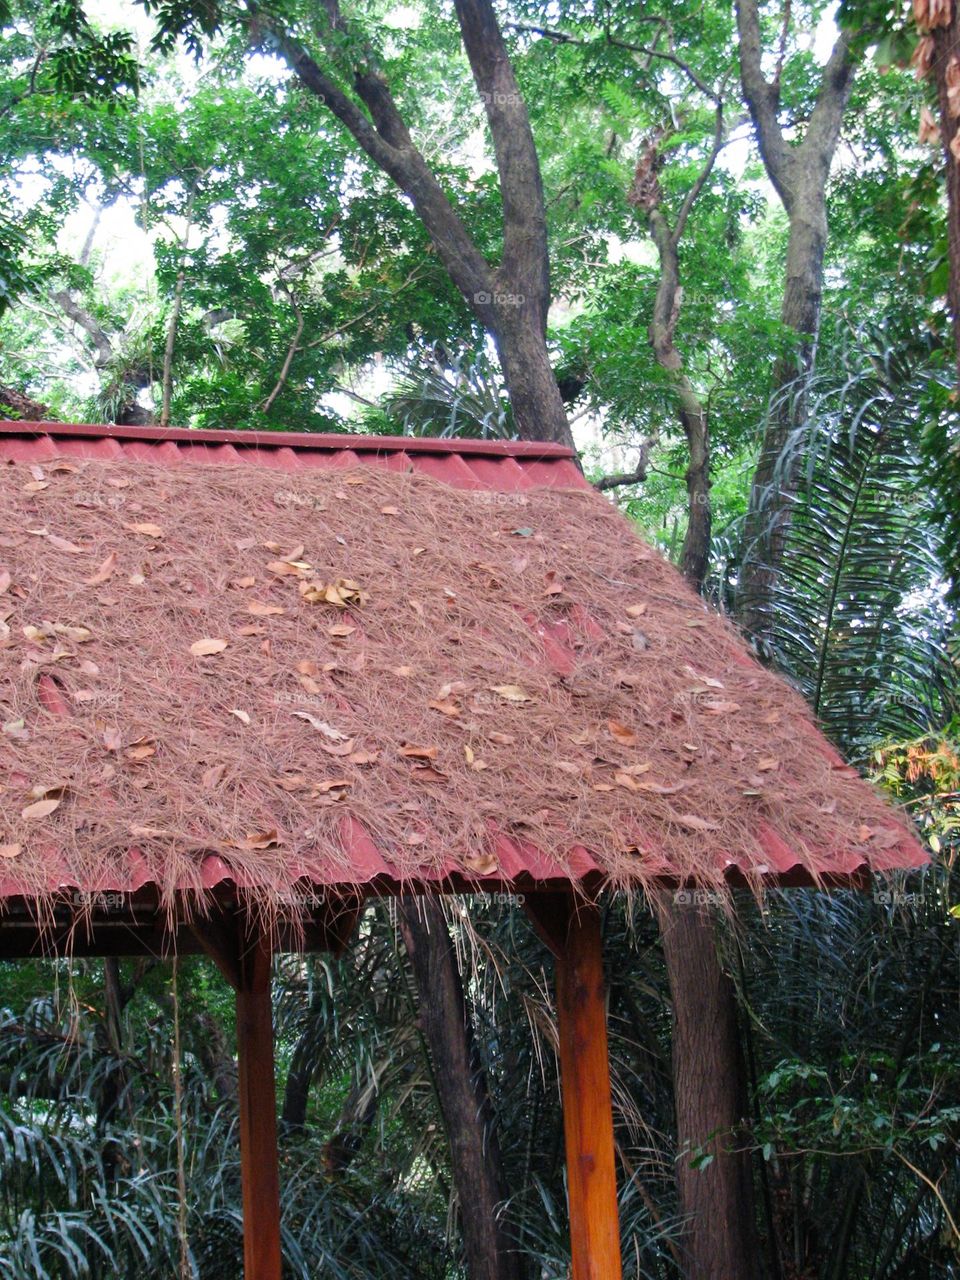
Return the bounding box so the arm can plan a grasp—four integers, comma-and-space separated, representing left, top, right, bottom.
0, 455, 923, 914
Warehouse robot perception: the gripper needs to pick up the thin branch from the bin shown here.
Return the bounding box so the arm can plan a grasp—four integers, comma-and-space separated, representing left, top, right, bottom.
259, 289, 305, 414
673, 100, 726, 244
506, 21, 718, 102
160, 186, 199, 428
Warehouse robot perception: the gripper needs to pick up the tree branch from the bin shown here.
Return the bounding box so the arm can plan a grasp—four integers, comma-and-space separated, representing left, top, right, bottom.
454, 0, 549, 318
263, 23, 494, 308
259, 287, 304, 414
52, 290, 115, 369
735, 0, 793, 205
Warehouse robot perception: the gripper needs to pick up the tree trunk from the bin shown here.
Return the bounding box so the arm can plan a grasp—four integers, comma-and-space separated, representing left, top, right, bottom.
932, 10, 960, 380
740, 189, 829, 633
660, 905, 758, 1280
493, 312, 576, 449
398, 897, 520, 1280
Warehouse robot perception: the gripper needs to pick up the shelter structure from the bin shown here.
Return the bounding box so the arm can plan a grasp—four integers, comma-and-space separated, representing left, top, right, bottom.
0, 421, 929, 1279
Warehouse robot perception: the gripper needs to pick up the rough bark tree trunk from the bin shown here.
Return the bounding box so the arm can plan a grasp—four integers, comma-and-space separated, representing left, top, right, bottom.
931, 8, 960, 379
266, 0, 576, 452
398, 898, 520, 1280
736, 0, 856, 637
660, 906, 758, 1280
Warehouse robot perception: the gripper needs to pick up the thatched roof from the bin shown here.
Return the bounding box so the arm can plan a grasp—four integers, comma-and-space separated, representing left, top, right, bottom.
0, 423, 927, 924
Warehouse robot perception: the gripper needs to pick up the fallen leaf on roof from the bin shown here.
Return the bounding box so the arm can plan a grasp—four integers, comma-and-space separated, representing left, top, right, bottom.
124, 522, 164, 538
85, 551, 117, 585
327, 623, 355, 637
0, 844, 21, 858
490, 684, 533, 703
393, 665, 414, 677
125, 740, 156, 761
464, 852, 498, 875
292, 713, 349, 740
674, 813, 720, 832
314, 778, 352, 793
230, 709, 251, 725
0, 571, 9, 594
247, 601, 286, 616
21, 797, 60, 820
22, 480, 48, 493
267, 559, 308, 577
412, 766, 448, 784
757, 757, 780, 772
190, 637, 228, 656
488, 731, 516, 745
231, 575, 256, 589
626, 603, 647, 617
399, 744, 438, 760
381, 505, 400, 515
301, 578, 366, 607
45, 533, 84, 553
242, 830, 280, 850
429, 698, 461, 717
348, 750, 379, 765
608, 719, 638, 746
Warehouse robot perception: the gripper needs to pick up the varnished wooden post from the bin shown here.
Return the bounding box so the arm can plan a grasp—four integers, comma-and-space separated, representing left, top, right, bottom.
236, 926, 283, 1280
527, 895, 623, 1280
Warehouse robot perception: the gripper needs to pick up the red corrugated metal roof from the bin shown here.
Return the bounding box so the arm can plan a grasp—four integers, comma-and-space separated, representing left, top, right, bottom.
0, 421, 929, 908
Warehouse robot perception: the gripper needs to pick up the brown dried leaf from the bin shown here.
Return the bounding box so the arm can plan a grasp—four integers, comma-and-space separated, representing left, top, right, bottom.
399, 744, 438, 760
607, 719, 637, 746
412, 766, 448, 784
429, 698, 461, 718
124, 522, 164, 539
291, 712, 349, 741
489, 684, 533, 703
243, 830, 280, 849
230, 709, 251, 726
85, 552, 118, 586
674, 813, 720, 832
190, 637, 228, 656
21, 797, 60, 820
463, 852, 498, 875
0, 843, 21, 858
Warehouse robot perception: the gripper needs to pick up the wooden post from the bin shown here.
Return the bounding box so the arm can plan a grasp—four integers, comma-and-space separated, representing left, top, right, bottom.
236, 926, 283, 1280
526, 895, 623, 1280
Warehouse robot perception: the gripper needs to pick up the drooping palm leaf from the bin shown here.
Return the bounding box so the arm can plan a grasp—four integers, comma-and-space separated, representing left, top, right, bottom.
730, 325, 957, 752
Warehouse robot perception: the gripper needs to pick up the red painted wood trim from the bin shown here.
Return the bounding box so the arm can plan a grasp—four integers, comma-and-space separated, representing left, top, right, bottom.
0, 420, 577, 459
236, 927, 283, 1280
555, 904, 623, 1280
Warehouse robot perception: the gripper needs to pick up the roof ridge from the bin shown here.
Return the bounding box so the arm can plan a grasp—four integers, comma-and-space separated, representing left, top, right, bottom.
0, 420, 578, 460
